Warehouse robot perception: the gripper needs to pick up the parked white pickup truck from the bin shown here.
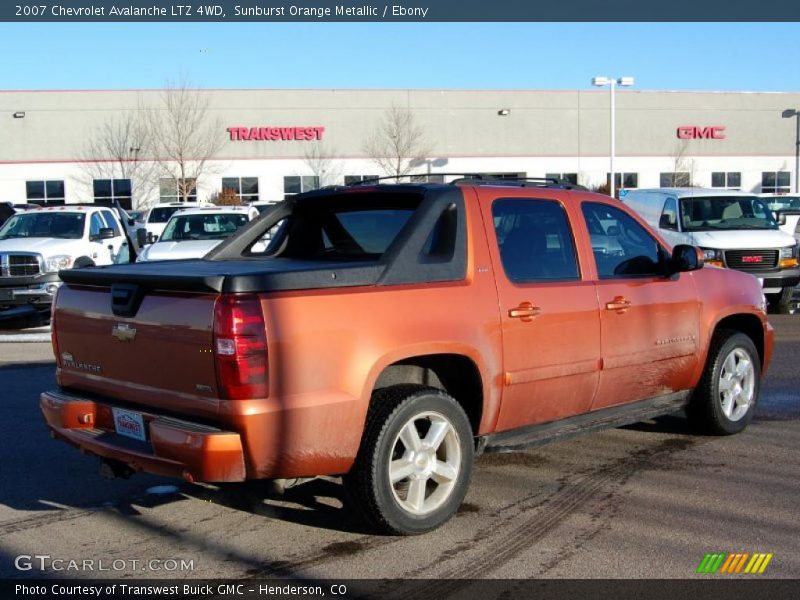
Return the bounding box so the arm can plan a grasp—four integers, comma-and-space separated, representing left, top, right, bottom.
0, 204, 134, 321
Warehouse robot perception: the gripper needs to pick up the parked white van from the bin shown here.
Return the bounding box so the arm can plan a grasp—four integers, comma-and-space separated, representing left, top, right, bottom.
622, 188, 799, 313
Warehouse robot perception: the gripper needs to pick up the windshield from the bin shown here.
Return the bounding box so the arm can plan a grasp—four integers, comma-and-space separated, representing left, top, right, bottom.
763, 196, 800, 213
679, 196, 778, 231
160, 213, 250, 241
0, 212, 85, 239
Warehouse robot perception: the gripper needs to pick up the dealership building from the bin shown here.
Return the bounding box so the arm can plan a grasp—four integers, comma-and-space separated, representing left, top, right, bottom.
1, 88, 799, 209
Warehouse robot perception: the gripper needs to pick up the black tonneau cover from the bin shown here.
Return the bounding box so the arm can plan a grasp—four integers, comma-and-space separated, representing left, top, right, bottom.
59, 258, 385, 294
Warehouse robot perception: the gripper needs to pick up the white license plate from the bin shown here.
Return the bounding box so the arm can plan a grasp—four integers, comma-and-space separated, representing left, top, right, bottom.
112, 408, 147, 442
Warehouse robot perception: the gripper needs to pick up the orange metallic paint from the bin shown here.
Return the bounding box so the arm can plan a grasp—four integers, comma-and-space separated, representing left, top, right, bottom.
41, 185, 773, 483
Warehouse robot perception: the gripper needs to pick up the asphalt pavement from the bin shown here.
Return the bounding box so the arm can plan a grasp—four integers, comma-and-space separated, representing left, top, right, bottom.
0, 317, 798, 583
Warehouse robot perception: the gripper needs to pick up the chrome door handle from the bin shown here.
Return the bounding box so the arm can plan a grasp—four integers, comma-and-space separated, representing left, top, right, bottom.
508, 302, 542, 322
605, 297, 632, 312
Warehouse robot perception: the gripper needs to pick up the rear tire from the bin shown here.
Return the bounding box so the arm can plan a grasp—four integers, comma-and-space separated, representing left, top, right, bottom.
344, 385, 474, 535
766, 287, 795, 315
686, 330, 760, 435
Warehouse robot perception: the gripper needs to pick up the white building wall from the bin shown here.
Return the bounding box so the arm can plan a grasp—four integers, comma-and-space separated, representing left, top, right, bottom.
0, 153, 795, 209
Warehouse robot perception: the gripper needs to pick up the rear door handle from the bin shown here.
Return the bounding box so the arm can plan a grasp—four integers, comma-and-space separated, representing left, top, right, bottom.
508, 302, 542, 322
605, 296, 632, 312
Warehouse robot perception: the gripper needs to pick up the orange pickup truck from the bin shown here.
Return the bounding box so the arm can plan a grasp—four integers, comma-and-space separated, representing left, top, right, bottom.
41, 177, 773, 534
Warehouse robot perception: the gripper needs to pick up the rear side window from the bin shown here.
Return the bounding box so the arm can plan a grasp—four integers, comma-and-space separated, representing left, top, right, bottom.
492, 198, 580, 282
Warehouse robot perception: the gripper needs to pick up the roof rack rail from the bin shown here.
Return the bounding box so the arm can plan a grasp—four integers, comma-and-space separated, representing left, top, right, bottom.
351, 173, 484, 186
349, 173, 587, 191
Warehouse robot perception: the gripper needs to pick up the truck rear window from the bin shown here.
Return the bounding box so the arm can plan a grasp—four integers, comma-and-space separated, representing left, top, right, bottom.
254, 194, 421, 260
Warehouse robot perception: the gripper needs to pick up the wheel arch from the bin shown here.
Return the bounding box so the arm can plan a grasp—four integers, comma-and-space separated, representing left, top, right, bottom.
708, 312, 765, 372
371, 353, 485, 436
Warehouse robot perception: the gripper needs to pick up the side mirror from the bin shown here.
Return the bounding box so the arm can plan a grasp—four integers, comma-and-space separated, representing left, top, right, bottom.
659, 213, 677, 230
670, 244, 703, 274
776, 212, 787, 226
136, 228, 148, 248
91, 228, 115, 241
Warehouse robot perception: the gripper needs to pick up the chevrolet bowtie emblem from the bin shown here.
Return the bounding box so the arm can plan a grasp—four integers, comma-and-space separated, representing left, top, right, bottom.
112, 323, 137, 342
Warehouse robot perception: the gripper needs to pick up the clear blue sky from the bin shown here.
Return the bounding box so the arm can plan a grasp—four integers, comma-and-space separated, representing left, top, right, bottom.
1, 22, 798, 91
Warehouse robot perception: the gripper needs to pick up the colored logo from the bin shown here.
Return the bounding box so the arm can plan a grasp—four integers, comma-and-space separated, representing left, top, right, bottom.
697, 552, 773, 574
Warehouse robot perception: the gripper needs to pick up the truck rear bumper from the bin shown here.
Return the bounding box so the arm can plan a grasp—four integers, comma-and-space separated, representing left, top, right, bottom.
40, 389, 246, 483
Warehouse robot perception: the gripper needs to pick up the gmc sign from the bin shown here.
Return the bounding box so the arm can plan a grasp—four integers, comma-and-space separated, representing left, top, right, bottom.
677, 126, 726, 140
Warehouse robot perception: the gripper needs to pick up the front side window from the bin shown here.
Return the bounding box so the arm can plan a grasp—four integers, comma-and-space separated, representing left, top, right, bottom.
582, 202, 663, 279
679, 195, 778, 231
492, 198, 580, 282
222, 177, 259, 203
100, 210, 121, 236
660, 197, 679, 230
89, 213, 105, 237
26, 180, 65, 205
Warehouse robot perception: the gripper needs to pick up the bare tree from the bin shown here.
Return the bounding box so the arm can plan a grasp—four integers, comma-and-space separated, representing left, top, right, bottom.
668, 139, 696, 187
144, 79, 225, 202
303, 142, 343, 188
363, 105, 431, 180
75, 111, 158, 209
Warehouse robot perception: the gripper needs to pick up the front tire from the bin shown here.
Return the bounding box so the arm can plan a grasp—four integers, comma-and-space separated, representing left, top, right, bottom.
344, 385, 474, 535
686, 330, 760, 435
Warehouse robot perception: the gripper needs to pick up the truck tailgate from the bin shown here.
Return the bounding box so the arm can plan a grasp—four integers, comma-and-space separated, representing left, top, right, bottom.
54, 283, 221, 420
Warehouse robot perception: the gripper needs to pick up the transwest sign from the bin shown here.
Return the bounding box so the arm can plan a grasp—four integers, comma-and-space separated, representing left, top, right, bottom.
677, 126, 726, 140
227, 126, 325, 141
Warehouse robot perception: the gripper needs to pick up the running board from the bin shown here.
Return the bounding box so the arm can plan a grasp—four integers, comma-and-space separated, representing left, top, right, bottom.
479, 391, 691, 454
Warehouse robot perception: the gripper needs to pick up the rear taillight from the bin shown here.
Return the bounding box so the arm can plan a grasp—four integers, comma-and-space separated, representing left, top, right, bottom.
213, 294, 268, 400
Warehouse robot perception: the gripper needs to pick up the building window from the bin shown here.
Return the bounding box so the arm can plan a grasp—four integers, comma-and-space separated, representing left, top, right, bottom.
711, 172, 741, 189
222, 177, 259, 203
344, 175, 380, 185
545, 173, 578, 185
606, 173, 639, 189
160, 178, 197, 203
26, 180, 65, 205
762, 171, 791, 194
660, 172, 692, 187
93, 178, 132, 210
283, 176, 319, 198
410, 174, 446, 183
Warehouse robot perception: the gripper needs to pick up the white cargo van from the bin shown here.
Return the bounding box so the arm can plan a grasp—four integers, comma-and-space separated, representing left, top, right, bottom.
622, 188, 799, 313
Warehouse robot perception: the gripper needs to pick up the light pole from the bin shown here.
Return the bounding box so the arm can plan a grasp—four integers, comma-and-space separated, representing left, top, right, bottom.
592, 76, 635, 198
782, 109, 799, 193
